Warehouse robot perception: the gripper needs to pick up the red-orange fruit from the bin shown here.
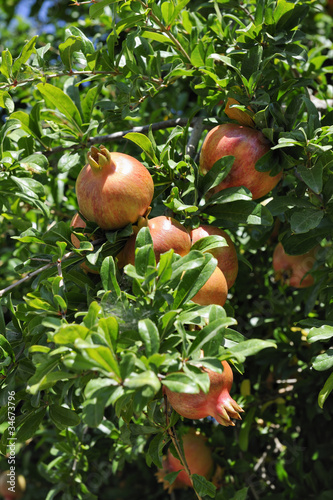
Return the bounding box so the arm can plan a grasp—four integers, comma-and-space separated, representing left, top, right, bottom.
199, 123, 282, 200
190, 266, 228, 308
0, 470, 26, 500
75, 145, 154, 230
224, 97, 255, 127
70, 212, 99, 274
117, 215, 191, 267
156, 429, 214, 492
164, 361, 243, 426
272, 242, 317, 288
191, 225, 238, 289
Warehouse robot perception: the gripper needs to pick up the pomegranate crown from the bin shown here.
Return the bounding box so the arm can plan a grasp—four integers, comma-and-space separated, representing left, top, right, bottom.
87, 145, 112, 170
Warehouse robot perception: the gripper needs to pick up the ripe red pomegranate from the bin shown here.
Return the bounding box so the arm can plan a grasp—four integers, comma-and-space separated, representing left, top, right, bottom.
156, 429, 214, 491
191, 225, 238, 289
199, 123, 282, 200
190, 266, 228, 307
76, 145, 154, 230
70, 212, 99, 274
0, 470, 26, 499
117, 215, 191, 267
272, 242, 317, 288
164, 361, 243, 426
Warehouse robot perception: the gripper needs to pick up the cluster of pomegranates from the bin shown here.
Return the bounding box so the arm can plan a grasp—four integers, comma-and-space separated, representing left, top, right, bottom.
71, 109, 318, 491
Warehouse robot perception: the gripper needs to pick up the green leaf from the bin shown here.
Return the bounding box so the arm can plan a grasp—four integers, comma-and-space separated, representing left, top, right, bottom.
0, 49, 13, 80
312, 350, 333, 372
59, 36, 84, 71
0, 90, 14, 113
29, 371, 77, 394
192, 474, 216, 498
135, 244, 156, 278
101, 256, 121, 296
11, 110, 42, 140
53, 324, 90, 344
89, 0, 120, 19
290, 209, 324, 234
98, 316, 118, 352
12, 35, 38, 77
147, 432, 166, 468
138, 319, 160, 357
318, 372, 333, 408
49, 404, 80, 430
227, 339, 276, 362
37, 83, 83, 131
16, 408, 46, 442
163, 372, 200, 394
125, 370, 161, 393
238, 406, 256, 451
188, 318, 236, 355
199, 156, 234, 195
191, 235, 228, 253
205, 201, 273, 226
83, 301, 101, 328
124, 132, 159, 165
11, 176, 45, 199
308, 325, 333, 343
141, 31, 176, 46
173, 253, 217, 308
75, 340, 121, 380
161, 1, 175, 26
0, 334, 15, 360
297, 163, 323, 194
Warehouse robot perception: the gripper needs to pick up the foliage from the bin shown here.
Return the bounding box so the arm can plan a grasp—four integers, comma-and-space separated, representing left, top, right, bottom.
0, 0, 333, 499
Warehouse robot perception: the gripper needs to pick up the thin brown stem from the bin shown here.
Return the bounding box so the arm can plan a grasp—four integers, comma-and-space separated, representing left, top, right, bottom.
45, 117, 202, 156
0, 238, 105, 298
164, 395, 202, 500
139, 1, 191, 63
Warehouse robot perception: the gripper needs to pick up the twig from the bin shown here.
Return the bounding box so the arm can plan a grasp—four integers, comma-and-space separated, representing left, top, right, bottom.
0, 237, 105, 298
0, 251, 76, 298
186, 117, 204, 159
44, 117, 202, 156
164, 394, 202, 500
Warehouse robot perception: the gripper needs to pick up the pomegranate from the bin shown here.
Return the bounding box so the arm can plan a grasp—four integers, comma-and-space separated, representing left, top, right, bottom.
164, 361, 243, 426
191, 225, 238, 289
117, 215, 191, 267
0, 470, 26, 499
190, 266, 228, 307
75, 145, 154, 230
156, 429, 214, 491
199, 123, 282, 200
272, 242, 317, 288
70, 212, 99, 274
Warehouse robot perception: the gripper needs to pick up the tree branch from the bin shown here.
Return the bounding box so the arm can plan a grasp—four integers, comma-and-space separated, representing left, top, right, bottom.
45, 117, 202, 156
0, 238, 105, 298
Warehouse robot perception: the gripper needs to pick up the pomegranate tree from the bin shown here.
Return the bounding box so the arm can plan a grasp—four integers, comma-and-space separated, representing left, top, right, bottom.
164, 361, 243, 426
191, 225, 238, 289
199, 123, 282, 200
75, 145, 154, 230
156, 429, 214, 491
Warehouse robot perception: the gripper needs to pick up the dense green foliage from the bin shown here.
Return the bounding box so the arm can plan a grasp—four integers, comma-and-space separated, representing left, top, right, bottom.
1, 0, 333, 498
